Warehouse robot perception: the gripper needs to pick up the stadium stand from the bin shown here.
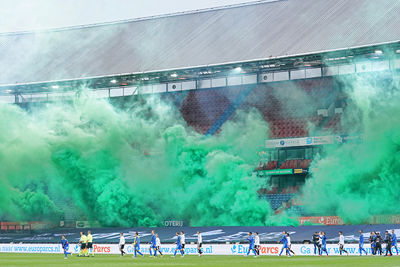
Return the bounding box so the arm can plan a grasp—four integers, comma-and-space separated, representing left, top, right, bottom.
278, 159, 312, 169
147, 75, 344, 214
245, 77, 340, 138
265, 160, 278, 170
178, 86, 246, 134
157, 77, 343, 139
262, 194, 295, 210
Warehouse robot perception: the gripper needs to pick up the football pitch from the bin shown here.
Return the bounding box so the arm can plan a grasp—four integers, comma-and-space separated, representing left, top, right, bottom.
1, 254, 400, 267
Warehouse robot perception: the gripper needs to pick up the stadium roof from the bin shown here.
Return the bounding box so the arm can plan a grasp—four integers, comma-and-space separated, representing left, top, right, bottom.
1, 0, 400, 86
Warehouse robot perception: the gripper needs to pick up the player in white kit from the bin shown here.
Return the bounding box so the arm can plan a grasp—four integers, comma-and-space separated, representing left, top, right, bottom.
197, 231, 203, 256
338, 231, 349, 256
254, 232, 260, 256
180, 231, 185, 255
155, 234, 163, 256
287, 233, 295, 255
119, 233, 126, 257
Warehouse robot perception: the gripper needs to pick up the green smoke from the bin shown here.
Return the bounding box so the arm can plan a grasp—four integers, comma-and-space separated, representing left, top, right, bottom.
0, 94, 278, 226
4, 69, 396, 227
301, 71, 400, 223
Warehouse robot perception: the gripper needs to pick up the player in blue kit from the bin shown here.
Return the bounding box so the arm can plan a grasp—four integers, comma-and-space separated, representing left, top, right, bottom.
370, 231, 377, 255
392, 230, 398, 255
245, 232, 257, 257
149, 230, 157, 257
133, 232, 143, 258
61, 235, 72, 259
172, 232, 184, 258
358, 230, 368, 256
278, 231, 291, 257
319, 232, 328, 256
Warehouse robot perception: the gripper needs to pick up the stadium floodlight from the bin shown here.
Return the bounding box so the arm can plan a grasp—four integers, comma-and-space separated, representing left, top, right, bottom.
110, 79, 117, 84
396, 49, 400, 54
199, 70, 213, 75
170, 73, 178, 78
232, 67, 242, 73
347, 51, 354, 58
5, 89, 12, 93
374, 50, 383, 55
51, 85, 59, 89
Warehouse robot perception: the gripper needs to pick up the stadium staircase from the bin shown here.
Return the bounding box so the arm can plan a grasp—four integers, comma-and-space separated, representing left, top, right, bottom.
205, 85, 255, 136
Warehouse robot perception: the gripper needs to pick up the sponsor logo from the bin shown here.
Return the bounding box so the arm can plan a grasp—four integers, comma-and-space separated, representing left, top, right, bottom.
298, 216, 344, 225
230, 245, 279, 255
0, 245, 60, 253
163, 220, 184, 227
260, 246, 279, 255
294, 168, 303, 174
93, 245, 111, 253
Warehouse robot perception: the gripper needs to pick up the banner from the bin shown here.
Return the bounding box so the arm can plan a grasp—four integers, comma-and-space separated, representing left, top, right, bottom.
265, 135, 362, 148
0, 221, 55, 231
266, 136, 333, 148
257, 169, 293, 175
0, 243, 395, 256
257, 169, 308, 176
76, 221, 91, 228
294, 168, 308, 174
1, 224, 399, 243
371, 215, 400, 224
298, 216, 345, 225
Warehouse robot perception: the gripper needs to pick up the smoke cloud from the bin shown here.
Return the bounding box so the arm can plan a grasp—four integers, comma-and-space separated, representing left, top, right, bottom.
2, 66, 398, 227
301, 71, 400, 223
0, 93, 278, 226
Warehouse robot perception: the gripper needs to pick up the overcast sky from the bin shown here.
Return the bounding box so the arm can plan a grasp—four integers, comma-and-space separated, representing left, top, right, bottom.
0, 0, 260, 33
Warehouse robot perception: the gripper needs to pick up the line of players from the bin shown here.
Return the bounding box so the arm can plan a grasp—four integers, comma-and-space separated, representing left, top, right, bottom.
309, 230, 398, 257
245, 231, 296, 257
119, 230, 204, 258
246, 229, 399, 257
245, 232, 271, 257
60, 231, 94, 259
61, 230, 204, 259
61, 228, 399, 259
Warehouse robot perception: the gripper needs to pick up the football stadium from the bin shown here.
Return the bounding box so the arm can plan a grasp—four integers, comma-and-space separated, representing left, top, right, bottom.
1, 0, 400, 266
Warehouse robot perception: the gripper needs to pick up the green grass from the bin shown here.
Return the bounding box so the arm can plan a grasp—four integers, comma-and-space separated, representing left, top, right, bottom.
1, 254, 400, 267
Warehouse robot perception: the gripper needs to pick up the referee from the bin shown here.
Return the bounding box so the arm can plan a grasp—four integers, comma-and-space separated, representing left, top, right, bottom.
197, 231, 203, 256
87, 230, 94, 257
78, 232, 87, 257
